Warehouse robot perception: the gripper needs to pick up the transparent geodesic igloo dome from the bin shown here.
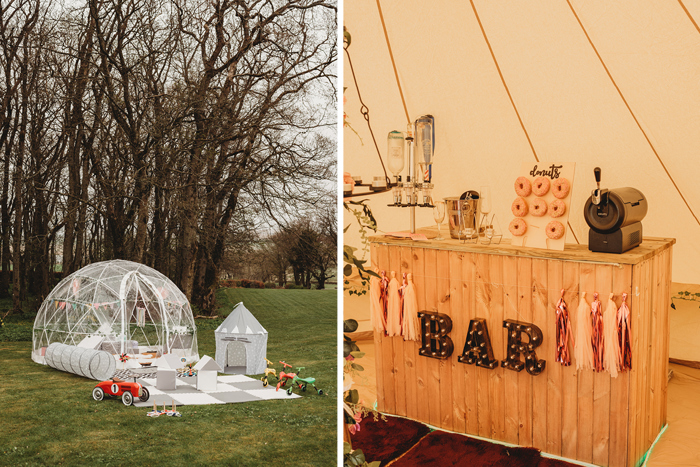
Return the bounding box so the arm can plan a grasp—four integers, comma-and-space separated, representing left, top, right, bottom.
32, 260, 198, 365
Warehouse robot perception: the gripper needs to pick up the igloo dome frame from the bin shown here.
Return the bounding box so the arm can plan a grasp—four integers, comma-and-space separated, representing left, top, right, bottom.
32, 260, 199, 364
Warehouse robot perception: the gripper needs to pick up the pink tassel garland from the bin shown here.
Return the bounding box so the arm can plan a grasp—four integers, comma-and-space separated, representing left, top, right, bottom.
555, 289, 574, 366
590, 293, 604, 372
369, 270, 387, 334
618, 293, 632, 371
603, 293, 620, 378
379, 271, 389, 335
386, 271, 402, 337
401, 273, 420, 341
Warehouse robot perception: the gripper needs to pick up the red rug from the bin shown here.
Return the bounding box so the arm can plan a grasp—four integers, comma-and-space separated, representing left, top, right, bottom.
351, 415, 578, 467
349, 414, 431, 466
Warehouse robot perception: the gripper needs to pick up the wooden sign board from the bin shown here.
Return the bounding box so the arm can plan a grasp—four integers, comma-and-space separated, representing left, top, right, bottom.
509, 162, 575, 251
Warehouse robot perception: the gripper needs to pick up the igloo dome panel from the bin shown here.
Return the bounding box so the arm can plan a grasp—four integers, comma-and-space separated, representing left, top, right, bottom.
32, 260, 198, 364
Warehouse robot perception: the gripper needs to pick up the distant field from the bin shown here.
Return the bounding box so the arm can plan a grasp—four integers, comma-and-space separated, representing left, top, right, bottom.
0, 288, 337, 466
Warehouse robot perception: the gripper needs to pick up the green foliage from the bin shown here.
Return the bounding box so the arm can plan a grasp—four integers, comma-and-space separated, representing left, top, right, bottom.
344, 442, 380, 467
344, 200, 380, 296
264, 282, 277, 289
0, 288, 336, 466
240, 279, 265, 289
671, 290, 700, 309
219, 279, 240, 288
284, 283, 305, 289
0, 318, 33, 342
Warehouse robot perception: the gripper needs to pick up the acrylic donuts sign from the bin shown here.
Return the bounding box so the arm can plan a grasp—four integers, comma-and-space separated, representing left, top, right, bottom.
510, 161, 576, 251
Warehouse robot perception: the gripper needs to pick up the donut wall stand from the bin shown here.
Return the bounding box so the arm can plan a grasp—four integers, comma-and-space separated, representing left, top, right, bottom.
510, 162, 576, 251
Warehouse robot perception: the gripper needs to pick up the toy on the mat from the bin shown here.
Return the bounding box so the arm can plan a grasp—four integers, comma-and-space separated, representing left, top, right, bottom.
119, 353, 129, 369
275, 361, 324, 396
178, 363, 197, 377
146, 400, 181, 417
93, 376, 149, 406
261, 358, 277, 387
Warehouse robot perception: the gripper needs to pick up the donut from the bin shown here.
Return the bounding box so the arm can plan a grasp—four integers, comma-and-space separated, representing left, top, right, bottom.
509, 218, 527, 237
545, 220, 565, 240
514, 177, 532, 197
549, 199, 566, 218
511, 197, 529, 217
533, 177, 550, 196
552, 178, 570, 199
531, 198, 548, 217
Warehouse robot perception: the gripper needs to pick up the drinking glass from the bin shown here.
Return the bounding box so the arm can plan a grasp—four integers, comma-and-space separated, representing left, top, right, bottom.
433, 201, 445, 240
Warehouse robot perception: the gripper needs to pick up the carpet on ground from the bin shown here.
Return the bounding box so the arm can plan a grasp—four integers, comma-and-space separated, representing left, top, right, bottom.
350, 414, 579, 467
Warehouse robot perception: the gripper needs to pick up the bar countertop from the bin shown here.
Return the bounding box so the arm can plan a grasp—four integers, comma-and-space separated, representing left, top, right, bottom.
369, 227, 675, 266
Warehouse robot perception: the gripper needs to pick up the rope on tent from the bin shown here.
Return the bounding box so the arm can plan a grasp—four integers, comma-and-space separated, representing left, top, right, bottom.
467, 0, 580, 245
376, 0, 411, 125
678, 0, 700, 35
566, 0, 700, 230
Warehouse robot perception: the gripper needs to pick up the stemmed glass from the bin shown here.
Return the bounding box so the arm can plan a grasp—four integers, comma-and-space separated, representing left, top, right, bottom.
433, 201, 445, 240
479, 186, 492, 244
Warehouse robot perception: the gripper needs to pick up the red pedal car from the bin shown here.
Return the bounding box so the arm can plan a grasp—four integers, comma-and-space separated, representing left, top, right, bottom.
92, 378, 149, 406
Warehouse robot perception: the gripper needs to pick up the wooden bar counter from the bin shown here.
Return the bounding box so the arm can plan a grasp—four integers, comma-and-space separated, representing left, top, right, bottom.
369, 232, 674, 467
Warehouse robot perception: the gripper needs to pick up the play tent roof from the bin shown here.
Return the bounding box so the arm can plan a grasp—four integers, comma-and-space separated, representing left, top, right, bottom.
216, 302, 267, 335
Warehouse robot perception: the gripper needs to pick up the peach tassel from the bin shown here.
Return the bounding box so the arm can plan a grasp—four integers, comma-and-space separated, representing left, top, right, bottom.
603, 293, 620, 378
369, 271, 387, 334
401, 273, 420, 341
590, 293, 604, 372
574, 292, 594, 371
618, 293, 632, 371
386, 271, 402, 336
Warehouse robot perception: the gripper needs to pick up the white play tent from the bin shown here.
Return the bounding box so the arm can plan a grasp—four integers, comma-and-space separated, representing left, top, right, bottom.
32, 260, 199, 364
215, 302, 268, 375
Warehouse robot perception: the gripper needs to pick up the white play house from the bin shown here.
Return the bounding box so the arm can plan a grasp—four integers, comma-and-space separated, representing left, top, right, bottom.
214, 302, 268, 375
32, 260, 199, 365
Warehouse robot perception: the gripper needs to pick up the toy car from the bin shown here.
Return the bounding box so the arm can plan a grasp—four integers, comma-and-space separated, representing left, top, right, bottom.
93, 377, 149, 406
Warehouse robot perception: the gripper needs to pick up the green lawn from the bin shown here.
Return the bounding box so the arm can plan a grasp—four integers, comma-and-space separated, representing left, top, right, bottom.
0, 288, 337, 466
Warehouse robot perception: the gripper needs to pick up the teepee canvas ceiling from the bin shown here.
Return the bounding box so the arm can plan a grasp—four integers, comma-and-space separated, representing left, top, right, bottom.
343, 0, 700, 287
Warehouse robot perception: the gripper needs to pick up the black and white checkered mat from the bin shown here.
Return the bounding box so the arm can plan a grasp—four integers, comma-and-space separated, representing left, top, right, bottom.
130, 374, 302, 407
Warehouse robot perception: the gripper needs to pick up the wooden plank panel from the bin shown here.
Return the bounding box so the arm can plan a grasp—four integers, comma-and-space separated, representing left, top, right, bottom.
437, 249, 453, 431
517, 256, 533, 447
424, 248, 442, 427
389, 246, 406, 418
627, 261, 643, 467
577, 262, 595, 463
401, 247, 417, 421
489, 254, 505, 441
463, 253, 479, 435
475, 253, 491, 438
660, 247, 672, 427
532, 259, 549, 450
609, 265, 631, 467
502, 255, 520, 445
592, 265, 612, 467
370, 244, 386, 412
637, 259, 653, 464
561, 262, 580, 460
662, 248, 673, 424
546, 259, 563, 456
449, 251, 467, 433
413, 248, 430, 425
647, 253, 660, 447
378, 245, 395, 415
